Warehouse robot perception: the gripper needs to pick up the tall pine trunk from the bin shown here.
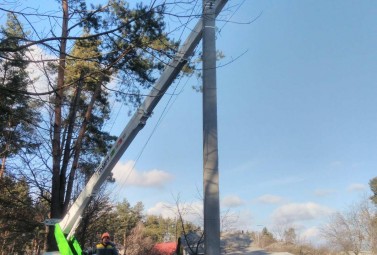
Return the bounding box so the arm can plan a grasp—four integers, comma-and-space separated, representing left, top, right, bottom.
47, 0, 69, 251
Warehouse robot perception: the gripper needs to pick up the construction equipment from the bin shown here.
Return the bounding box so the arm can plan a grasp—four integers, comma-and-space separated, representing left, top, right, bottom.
48, 1, 228, 254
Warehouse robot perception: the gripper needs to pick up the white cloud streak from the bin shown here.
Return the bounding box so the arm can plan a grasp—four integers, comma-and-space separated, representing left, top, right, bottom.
222, 195, 245, 207
256, 194, 284, 204
147, 201, 203, 226
271, 202, 333, 225
314, 189, 336, 197
147, 201, 254, 232
347, 183, 366, 192
300, 226, 325, 244
112, 161, 173, 188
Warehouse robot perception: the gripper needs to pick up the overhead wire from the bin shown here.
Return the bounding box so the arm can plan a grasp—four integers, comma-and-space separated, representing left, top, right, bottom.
107, 0, 244, 199
3, 0, 244, 206
107, 0, 202, 199
108, 70, 195, 200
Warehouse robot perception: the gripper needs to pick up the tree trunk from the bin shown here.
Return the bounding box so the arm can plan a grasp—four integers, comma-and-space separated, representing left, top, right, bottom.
0, 126, 10, 178
123, 231, 126, 255
0, 156, 5, 178
61, 74, 83, 214
48, 0, 69, 251
63, 81, 102, 213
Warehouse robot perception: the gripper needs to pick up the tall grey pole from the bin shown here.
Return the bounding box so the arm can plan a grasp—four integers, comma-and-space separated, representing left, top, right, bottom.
202, 0, 220, 254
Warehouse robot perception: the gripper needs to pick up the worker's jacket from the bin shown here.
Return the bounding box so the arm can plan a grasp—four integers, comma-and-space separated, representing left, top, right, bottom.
94, 242, 118, 255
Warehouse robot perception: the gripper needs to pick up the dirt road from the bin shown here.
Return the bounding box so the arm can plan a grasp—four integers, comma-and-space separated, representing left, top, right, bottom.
221, 233, 293, 255
226, 246, 294, 255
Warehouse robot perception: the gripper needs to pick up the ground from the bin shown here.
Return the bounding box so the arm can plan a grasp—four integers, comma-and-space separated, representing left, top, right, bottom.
221, 232, 294, 255
225, 246, 294, 255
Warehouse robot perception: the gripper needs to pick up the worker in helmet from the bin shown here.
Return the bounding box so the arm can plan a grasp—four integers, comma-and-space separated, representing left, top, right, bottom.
85, 232, 118, 255
96, 232, 118, 255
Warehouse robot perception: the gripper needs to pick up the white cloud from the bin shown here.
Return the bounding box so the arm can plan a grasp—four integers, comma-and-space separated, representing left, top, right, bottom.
222, 195, 245, 207
256, 194, 284, 204
236, 210, 253, 230
271, 202, 333, 225
147, 201, 254, 232
301, 227, 320, 240
147, 202, 177, 218
314, 189, 336, 197
221, 209, 254, 232
300, 227, 324, 244
347, 183, 366, 192
147, 201, 203, 226
26, 45, 56, 93
261, 176, 305, 187
112, 161, 173, 188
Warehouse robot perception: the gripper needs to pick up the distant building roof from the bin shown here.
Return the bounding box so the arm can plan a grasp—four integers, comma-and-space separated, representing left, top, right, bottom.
152, 242, 177, 255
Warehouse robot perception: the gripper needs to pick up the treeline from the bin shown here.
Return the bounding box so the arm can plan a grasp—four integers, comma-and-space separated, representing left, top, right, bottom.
246, 177, 377, 255
0, 0, 197, 252
0, 174, 198, 254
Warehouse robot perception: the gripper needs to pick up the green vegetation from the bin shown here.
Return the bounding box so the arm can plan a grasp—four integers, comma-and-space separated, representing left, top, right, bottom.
0, 0, 183, 251
0, 1, 376, 254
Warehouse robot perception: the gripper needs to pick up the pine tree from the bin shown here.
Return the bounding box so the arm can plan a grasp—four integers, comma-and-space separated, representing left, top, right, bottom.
114, 199, 144, 249
0, 1, 186, 251
43, 1, 179, 250
0, 13, 41, 177
369, 177, 377, 206
0, 176, 43, 254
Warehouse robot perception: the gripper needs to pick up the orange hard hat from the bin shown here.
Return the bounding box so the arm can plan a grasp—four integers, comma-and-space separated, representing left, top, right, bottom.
101, 232, 110, 239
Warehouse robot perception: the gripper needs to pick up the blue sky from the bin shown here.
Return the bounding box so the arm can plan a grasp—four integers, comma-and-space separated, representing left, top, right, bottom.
106, 0, 377, 243
10, 0, 375, 243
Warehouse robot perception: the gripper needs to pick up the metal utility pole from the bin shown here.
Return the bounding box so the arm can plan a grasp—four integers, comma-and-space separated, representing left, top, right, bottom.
203, 0, 220, 254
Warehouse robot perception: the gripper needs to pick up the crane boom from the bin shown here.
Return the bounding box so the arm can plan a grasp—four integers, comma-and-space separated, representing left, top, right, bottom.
52, 1, 228, 254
